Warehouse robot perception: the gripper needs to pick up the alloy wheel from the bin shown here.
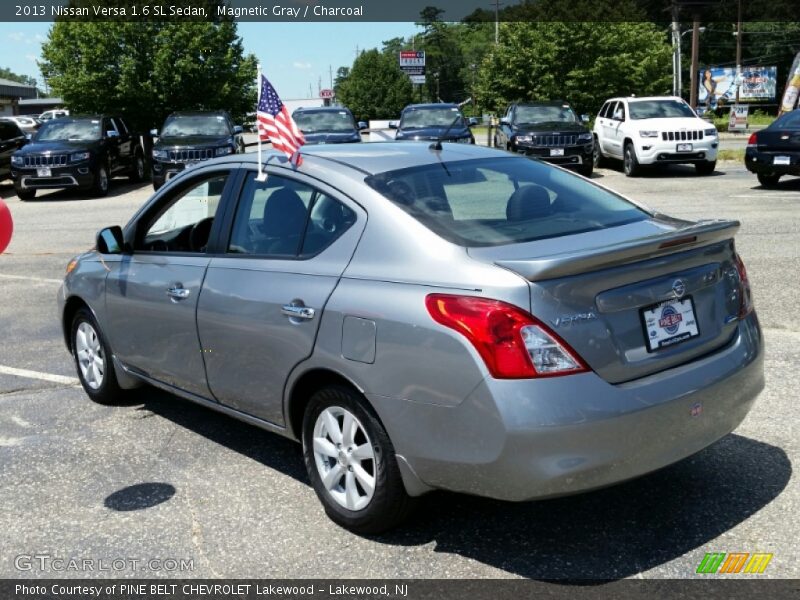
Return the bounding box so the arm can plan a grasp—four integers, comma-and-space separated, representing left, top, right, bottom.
75, 321, 104, 390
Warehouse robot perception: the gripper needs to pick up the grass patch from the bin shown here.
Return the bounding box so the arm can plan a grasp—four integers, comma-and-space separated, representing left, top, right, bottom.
711, 109, 775, 132
717, 149, 745, 162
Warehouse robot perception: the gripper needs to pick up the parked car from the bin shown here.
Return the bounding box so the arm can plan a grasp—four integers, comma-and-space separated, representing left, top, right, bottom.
495, 101, 594, 177
60, 142, 763, 533
0, 119, 28, 181
2, 115, 40, 135
38, 109, 69, 122
10, 115, 145, 200
292, 106, 366, 144
150, 111, 244, 190
391, 103, 475, 144
744, 108, 800, 187
593, 96, 718, 176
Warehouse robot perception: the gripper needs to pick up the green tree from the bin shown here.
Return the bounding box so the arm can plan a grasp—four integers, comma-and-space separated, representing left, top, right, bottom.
477, 21, 672, 115
337, 49, 413, 121
39, 18, 257, 131
0, 67, 38, 87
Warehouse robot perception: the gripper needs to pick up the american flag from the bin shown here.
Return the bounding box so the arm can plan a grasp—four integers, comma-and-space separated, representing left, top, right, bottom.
257, 74, 305, 165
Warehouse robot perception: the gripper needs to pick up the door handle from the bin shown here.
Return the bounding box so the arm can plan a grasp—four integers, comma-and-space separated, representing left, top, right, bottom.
166, 286, 191, 300
281, 304, 315, 320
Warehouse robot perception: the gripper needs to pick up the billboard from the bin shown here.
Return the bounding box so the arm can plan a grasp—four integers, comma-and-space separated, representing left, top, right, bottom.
778, 52, 800, 115
698, 66, 777, 109
399, 51, 425, 84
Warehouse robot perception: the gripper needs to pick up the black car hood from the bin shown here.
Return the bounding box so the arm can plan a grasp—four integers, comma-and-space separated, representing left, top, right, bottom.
15, 139, 102, 154
303, 132, 361, 144
396, 126, 471, 140
154, 135, 231, 149
513, 121, 589, 134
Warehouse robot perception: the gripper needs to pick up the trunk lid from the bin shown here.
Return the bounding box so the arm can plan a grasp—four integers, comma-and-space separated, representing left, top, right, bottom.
756, 128, 800, 152
468, 218, 744, 383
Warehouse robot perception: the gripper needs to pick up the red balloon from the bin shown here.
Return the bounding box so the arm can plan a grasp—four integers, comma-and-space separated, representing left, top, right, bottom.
0, 198, 12, 254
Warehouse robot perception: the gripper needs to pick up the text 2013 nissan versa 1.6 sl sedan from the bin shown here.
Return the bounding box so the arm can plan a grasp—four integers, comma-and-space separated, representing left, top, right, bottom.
59, 143, 763, 533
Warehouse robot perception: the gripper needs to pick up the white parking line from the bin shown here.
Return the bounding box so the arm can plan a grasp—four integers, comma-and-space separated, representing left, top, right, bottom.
0, 365, 78, 385
0, 273, 62, 284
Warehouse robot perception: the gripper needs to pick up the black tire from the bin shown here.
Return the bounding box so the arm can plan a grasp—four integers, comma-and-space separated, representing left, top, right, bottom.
302, 385, 416, 534
577, 164, 593, 178
623, 142, 641, 177
70, 307, 125, 405
91, 164, 110, 197
757, 173, 781, 188
695, 161, 717, 176
15, 187, 35, 201
592, 136, 606, 168
129, 151, 145, 182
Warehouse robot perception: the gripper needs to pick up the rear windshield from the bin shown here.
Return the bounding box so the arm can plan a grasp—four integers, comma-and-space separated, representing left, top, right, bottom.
294, 110, 356, 133
161, 115, 230, 137
773, 110, 800, 129
365, 157, 649, 247
401, 107, 466, 129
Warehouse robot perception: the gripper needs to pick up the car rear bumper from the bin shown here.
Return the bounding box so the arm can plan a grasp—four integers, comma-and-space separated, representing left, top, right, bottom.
372, 313, 763, 501
745, 150, 800, 175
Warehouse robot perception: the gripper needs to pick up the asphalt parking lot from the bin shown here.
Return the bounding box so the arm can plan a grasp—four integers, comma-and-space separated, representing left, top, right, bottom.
0, 159, 798, 580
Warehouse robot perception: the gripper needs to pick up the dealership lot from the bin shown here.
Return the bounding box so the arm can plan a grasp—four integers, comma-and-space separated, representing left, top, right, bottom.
0, 162, 798, 579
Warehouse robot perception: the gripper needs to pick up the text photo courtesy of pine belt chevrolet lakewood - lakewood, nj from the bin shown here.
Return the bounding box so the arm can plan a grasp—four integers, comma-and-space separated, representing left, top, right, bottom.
0, 0, 799, 596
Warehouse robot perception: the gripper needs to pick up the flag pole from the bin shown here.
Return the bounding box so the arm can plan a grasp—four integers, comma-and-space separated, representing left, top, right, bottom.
256, 62, 266, 182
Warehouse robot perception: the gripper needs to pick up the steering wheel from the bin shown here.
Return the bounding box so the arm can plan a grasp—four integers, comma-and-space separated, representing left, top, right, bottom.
189, 217, 214, 252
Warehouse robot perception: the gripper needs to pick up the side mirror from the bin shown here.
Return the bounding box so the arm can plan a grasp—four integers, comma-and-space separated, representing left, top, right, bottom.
233, 125, 243, 135
96, 226, 125, 255
388, 121, 398, 129
149, 128, 158, 136
468, 117, 479, 127
106, 130, 119, 138
357, 121, 368, 131
499, 117, 510, 126
580, 114, 590, 123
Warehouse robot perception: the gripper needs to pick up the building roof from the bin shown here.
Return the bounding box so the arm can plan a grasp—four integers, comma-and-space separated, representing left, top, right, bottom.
0, 78, 37, 99
19, 97, 64, 107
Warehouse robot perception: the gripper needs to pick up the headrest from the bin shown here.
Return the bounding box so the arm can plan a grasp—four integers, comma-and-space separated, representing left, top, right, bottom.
506, 185, 551, 221
262, 188, 307, 236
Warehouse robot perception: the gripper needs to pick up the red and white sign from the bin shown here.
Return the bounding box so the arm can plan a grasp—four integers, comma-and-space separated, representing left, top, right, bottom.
320, 88, 334, 99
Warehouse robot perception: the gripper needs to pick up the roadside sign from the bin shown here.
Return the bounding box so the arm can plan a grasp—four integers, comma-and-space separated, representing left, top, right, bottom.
399, 51, 425, 68
728, 105, 749, 131
409, 75, 425, 85
320, 89, 334, 99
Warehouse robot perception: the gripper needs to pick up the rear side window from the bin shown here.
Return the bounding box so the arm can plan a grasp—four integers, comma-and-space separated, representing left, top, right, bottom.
365, 157, 649, 247
774, 110, 800, 129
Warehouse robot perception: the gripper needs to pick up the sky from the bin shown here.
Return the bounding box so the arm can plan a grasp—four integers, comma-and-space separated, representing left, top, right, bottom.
0, 21, 419, 99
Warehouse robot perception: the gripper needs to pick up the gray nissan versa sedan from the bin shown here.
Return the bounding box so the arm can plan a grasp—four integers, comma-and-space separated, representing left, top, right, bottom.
58, 142, 764, 533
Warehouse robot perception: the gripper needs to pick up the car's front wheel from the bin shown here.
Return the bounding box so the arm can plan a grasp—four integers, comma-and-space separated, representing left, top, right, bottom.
757, 173, 781, 188
592, 136, 606, 168
71, 308, 125, 404
129, 152, 145, 182
302, 385, 415, 534
623, 142, 641, 177
92, 164, 109, 197
695, 160, 717, 175
15, 187, 35, 201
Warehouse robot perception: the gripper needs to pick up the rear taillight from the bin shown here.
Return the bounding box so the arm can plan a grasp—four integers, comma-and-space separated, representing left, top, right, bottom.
425, 294, 589, 379
733, 253, 754, 318
747, 132, 758, 147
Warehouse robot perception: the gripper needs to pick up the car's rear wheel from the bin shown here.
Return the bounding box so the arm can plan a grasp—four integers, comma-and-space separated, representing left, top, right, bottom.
92, 164, 109, 197
623, 142, 641, 177
757, 173, 781, 188
71, 308, 125, 405
129, 152, 145, 182
302, 385, 415, 534
592, 136, 606, 168
15, 187, 35, 201
695, 160, 717, 175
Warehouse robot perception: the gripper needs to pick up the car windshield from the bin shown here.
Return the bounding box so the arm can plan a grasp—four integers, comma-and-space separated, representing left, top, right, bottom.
365, 157, 649, 247
161, 115, 230, 137
514, 105, 577, 124
400, 107, 465, 129
293, 110, 356, 133
773, 110, 800, 129
628, 100, 696, 120
34, 119, 101, 141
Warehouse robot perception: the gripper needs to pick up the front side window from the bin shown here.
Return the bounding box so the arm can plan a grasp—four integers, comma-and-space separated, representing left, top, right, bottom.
365, 157, 649, 247
228, 173, 355, 258
139, 174, 228, 252
628, 100, 696, 120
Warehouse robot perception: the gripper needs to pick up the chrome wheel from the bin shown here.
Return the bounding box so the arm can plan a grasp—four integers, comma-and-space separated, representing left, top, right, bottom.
75, 321, 104, 390
312, 406, 376, 511
98, 167, 108, 192
135, 156, 144, 179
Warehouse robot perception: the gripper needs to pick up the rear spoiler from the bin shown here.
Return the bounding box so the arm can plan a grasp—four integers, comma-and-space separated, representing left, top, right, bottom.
495, 219, 740, 281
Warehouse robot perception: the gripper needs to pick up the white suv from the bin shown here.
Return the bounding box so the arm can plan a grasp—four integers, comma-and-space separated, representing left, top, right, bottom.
592, 96, 718, 176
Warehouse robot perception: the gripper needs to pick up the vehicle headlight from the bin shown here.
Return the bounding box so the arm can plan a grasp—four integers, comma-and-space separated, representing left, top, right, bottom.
577, 132, 593, 141
515, 135, 532, 143
152, 149, 168, 160
704, 128, 718, 136
11, 155, 23, 166
639, 130, 659, 138
70, 151, 90, 163
215, 146, 233, 156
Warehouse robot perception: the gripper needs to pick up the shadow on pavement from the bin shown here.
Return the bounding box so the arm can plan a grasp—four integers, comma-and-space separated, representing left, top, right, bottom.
138, 388, 790, 580
104, 482, 176, 511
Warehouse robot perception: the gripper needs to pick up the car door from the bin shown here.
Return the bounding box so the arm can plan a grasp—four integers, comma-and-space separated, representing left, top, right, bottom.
112, 117, 133, 171
0, 121, 26, 177
102, 117, 123, 174
600, 101, 621, 156
104, 167, 238, 397
196, 167, 366, 425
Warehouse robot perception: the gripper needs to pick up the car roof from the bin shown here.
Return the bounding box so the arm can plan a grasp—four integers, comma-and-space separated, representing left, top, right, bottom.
230, 141, 507, 176
402, 103, 460, 111
606, 96, 685, 103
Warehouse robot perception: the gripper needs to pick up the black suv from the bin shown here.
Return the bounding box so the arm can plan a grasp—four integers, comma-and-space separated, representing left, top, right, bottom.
496, 101, 594, 177
292, 106, 366, 144
0, 120, 28, 182
151, 111, 244, 190
392, 104, 475, 144
10, 115, 144, 200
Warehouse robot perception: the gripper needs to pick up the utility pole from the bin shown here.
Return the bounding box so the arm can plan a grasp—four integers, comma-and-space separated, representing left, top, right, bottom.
689, 17, 701, 109
491, 0, 502, 45
671, 2, 681, 97
735, 0, 743, 104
